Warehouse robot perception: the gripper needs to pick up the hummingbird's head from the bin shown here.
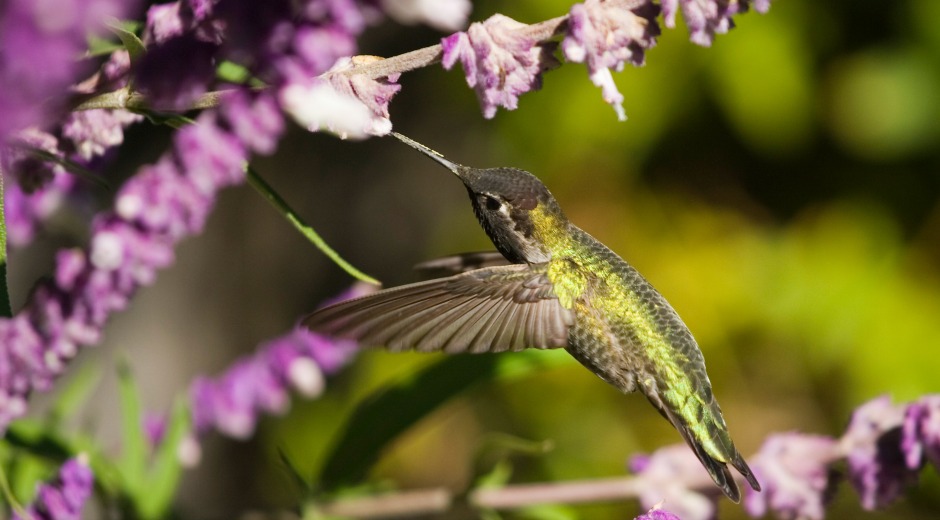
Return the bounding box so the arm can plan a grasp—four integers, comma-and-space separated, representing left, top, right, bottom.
391, 133, 565, 264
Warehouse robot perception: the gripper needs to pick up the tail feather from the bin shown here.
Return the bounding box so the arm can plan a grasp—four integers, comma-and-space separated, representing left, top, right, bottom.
661, 405, 761, 503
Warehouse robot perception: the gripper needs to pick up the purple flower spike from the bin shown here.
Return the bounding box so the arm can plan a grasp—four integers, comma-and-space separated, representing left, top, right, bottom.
629, 445, 716, 520
0, 0, 131, 144
744, 433, 838, 520
661, 0, 770, 47
563, 0, 660, 120
902, 394, 940, 470
14, 456, 94, 520
840, 395, 917, 510
442, 14, 556, 119
187, 285, 373, 443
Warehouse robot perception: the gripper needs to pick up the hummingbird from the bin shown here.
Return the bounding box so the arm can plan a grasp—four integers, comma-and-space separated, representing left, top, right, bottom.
304, 133, 761, 502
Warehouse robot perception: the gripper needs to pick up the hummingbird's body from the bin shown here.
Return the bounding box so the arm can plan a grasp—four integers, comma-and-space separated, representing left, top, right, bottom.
305, 133, 760, 501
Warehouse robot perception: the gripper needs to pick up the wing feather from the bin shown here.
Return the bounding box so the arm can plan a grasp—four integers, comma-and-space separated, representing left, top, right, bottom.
303, 264, 574, 353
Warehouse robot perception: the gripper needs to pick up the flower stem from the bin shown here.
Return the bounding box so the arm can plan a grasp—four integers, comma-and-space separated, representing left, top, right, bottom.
311, 475, 664, 518
0, 163, 12, 318
245, 165, 380, 286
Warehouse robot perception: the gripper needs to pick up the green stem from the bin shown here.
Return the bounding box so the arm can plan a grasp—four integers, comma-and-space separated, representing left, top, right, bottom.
0, 163, 12, 318
245, 166, 380, 286
0, 462, 26, 517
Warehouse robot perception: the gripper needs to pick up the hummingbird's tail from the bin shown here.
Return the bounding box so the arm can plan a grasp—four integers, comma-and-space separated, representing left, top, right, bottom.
656, 398, 761, 503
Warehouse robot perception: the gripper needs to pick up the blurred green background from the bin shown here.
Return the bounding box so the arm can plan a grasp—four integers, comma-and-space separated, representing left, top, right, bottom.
10, 0, 940, 518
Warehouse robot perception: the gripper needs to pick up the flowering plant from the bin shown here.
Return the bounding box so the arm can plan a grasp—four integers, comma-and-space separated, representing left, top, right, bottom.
1, 0, 937, 519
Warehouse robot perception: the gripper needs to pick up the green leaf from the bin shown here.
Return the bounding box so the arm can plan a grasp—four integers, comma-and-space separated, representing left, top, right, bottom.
318, 355, 502, 489
136, 398, 190, 519
473, 433, 554, 489
475, 458, 514, 490
317, 350, 568, 490
106, 21, 147, 67
3, 421, 73, 462
116, 360, 147, 500
517, 504, 579, 520
48, 364, 103, 425
86, 35, 124, 57
217, 61, 251, 84
278, 448, 315, 497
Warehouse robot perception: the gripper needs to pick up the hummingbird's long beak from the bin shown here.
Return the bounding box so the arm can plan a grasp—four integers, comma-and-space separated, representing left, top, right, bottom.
390, 132, 462, 178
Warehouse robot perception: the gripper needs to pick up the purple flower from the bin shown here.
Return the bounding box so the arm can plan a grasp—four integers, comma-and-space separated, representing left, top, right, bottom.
634, 505, 682, 520
281, 56, 402, 139
901, 394, 940, 470
221, 90, 284, 155
13, 456, 94, 520
135, 34, 218, 111
629, 445, 717, 520
840, 395, 917, 510
61, 109, 143, 161
0, 0, 132, 145
188, 327, 357, 438
1, 130, 75, 247
146, 2, 185, 44
744, 433, 838, 520
661, 0, 771, 47
562, 0, 659, 120
442, 13, 557, 119
143, 411, 168, 449
186, 284, 373, 444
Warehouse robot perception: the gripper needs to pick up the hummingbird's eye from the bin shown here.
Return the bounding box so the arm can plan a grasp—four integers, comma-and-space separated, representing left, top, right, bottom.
484, 195, 502, 211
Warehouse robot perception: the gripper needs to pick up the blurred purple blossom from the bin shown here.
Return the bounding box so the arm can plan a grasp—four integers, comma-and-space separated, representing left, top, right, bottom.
634, 505, 682, 520
135, 34, 218, 111
146, 2, 185, 44
744, 433, 837, 520
13, 456, 94, 520
187, 284, 372, 444
839, 395, 917, 510
1, 130, 72, 247
0, 0, 134, 145
629, 445, 716, 520
281, 56, 401, 139
902, 394, 940, 470
661, 0, 771, 47
442, 14, 557, 119
143, 411, 169, 449
62, 110, 143, 161
3, 105, 140, 250
562, 0, 659, 120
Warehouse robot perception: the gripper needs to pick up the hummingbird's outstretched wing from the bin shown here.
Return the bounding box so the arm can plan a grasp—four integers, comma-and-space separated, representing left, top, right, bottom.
304, 264, 574, 354
413, 251, 511, 278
